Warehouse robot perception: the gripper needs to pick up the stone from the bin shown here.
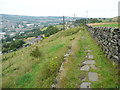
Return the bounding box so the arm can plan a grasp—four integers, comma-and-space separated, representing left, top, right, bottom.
85, 56, 88, 58
107, 52, 112, 59
88, 72, 98, 81
63, 57, 67, 61
88, 55, 94, 59
87, 50, 92, 52
64, 53, 69, 57
68, 49, 72, 54
83, 60, 95, 65
80, 65, 90, 71
51, 84, 56, 88
113, 35, 118, 39
59, 63, 64, 71
81, 36, 85, 39
87, 26, 120, 64
80, 82, 91, 88
87, 53, 90, 55
90, 64, 97, 70
82, 77, 87, 81
113, 56, 119, 60
54, 79, 58, 84
118, 39, 120, 46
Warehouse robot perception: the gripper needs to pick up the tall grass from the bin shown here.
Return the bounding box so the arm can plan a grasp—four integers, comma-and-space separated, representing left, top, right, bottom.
2, 27, 80, 88
2, 26, 118, 88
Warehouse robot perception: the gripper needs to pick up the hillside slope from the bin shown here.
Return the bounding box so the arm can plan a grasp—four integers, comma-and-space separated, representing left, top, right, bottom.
1, 27, 119, 88
2, 27, 80, 88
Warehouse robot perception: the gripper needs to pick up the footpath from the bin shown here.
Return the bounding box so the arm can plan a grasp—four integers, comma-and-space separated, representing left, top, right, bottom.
80, 49, 98, 88
51, 27, 118, 88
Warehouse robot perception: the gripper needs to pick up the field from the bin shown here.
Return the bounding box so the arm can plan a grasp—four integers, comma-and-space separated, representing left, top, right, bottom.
40, 25, 63, 31
1, 27, 119, 88
23, 37, 36, 42
88, 22, 118, 27
56, 25, 63, 30
40, 27, 48, 31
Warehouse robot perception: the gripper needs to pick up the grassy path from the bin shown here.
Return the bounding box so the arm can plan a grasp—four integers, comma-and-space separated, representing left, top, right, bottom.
55, 27, 119, 88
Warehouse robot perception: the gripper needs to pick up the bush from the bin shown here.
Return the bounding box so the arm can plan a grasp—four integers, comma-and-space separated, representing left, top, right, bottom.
30, 46, 42, 58
2, 39, 25, 53
43, 25, 59, 37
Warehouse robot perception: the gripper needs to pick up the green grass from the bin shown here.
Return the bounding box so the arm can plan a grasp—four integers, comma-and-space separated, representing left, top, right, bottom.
2, 27, 80, 88
40, 25, 63, 31
82, 28, 118, 88
56, 25, 63, 30
40, 27, 48, 31
94, 23, 118, 27
55, 26, 119, 88
1, 26, 118, 88
17, 73, 32, 87
47, 44, 64, 53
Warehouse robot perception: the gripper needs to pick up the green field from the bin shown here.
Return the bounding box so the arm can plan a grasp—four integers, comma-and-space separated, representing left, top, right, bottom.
94, 23, 118, 27
56, 25, 63, 30
1, 26, 119, 88
40, 27, 48, 31
40, 25, 63, 31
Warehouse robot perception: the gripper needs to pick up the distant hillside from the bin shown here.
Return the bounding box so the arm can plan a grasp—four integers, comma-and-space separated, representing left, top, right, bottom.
1, 14, 81, 23
111, 17, 118, 22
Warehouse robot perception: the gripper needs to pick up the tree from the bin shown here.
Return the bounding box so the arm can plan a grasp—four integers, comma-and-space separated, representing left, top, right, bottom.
30, 46, 42, 58
2, 39, 25, 53
44, 25, 59, 37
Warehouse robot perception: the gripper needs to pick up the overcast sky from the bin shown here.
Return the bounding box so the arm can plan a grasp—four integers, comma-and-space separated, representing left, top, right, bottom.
0, 0, 119, 18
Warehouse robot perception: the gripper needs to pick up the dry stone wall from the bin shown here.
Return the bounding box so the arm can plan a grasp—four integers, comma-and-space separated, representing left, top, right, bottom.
86, 25, 120, 64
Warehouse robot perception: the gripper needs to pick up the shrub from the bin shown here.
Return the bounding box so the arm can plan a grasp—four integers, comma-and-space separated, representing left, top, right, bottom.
44, 25, 59, 37
30, 46, 42, 58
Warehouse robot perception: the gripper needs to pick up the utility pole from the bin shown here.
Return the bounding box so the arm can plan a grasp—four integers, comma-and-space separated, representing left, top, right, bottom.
73, 14, 76, 20
63, 16, 65, 30
86, 11, 88, 24
73, 14, 76, 27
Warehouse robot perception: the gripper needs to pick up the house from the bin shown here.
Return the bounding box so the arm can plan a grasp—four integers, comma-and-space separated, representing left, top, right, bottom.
37, 34, 45, 40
